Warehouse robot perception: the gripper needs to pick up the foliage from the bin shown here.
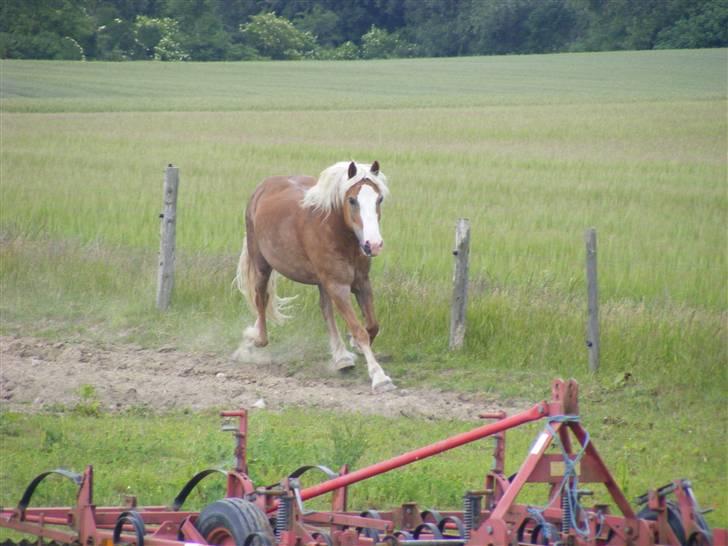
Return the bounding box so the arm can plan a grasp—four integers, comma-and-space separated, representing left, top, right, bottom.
320, 41, 360, 60
654, 0, 728, 49
133, 16, 188, 61
0, 0, 93, 60
293, 4, 342, 47
240, 12, 316, 60
1, 0, 726, 61
163, 0, 231, 61
360, 25, 417, 59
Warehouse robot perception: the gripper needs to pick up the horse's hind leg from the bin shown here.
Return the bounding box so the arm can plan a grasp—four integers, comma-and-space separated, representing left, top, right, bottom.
319, 286, 356, 370
324, 282, 395, 393
237, 230, 272, 350
248, 262, 272, 348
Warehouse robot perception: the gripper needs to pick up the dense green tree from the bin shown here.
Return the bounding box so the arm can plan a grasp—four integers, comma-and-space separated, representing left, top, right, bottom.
654, 0, 728, 49
293, 5, 342, 47
565, 0, 723, 51
0, 0, 94, 59
402, 0, 469, 57
163, 0, 231, 60
240, 11, 316, 59
133, 16, 188, 60
0, 0, 725, 61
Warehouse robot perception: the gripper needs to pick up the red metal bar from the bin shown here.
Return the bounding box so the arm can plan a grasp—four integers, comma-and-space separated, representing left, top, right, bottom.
300, 402, 548, 502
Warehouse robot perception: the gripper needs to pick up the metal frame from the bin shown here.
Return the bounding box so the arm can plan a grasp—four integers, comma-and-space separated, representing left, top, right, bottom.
1, 379, 724, 546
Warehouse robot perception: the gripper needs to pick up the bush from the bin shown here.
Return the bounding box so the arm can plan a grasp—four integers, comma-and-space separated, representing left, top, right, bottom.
133, 16, 188, 61
240, 12, 317, 60
318, 41, 360, 60
361, 25, 417, 59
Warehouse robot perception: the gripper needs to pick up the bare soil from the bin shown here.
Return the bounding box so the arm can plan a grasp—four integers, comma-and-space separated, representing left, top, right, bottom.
0, 335, 523, 420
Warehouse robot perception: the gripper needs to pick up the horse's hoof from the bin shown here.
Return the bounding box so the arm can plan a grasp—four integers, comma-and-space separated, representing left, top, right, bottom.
372, 377, 396, 394
334, 356, 356, 371
232, 347, 250, 361
254, 338, 269, 348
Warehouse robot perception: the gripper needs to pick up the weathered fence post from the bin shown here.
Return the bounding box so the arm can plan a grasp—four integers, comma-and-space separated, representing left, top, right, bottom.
585, 228, 600, 373
449, 218, 471, 350
156, 164, 179, 311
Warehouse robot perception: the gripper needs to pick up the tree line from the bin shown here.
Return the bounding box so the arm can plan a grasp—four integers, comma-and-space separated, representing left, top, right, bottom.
1, 0, 726, 61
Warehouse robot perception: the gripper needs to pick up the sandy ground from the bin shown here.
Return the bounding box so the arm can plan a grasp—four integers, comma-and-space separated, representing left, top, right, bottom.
0, 335, 523, 420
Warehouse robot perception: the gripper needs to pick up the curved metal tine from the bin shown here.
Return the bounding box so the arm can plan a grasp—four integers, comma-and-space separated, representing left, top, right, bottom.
170, 469, 227, 511
113, 511, 145, 546
17, 469, 83, 512
420, 509, 444, 525
358, 510, 383, 543
437, 516, 466, 539
413, 523, 443, 540
288, 465, 339, 481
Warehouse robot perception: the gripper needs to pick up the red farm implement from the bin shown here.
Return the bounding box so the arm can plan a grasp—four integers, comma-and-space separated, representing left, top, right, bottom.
1, 379, 723, 546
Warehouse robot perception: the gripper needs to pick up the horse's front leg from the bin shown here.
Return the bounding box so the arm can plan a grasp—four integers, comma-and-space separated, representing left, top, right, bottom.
324, 282, 395, 393
353, 280, 379, 344
319, 285, 356, 370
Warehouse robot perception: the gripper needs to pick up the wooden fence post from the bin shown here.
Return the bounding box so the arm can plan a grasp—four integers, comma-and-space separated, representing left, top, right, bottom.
585, 228, 600, 373
156, 164, 179, 311
449, 218, 471, 350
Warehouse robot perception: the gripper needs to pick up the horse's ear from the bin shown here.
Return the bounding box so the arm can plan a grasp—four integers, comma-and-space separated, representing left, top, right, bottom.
370, 160, 380, 176
348, 161, 357, 179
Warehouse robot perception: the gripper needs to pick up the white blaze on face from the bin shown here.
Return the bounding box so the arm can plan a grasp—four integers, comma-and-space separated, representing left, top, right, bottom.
357, 185, 383, 256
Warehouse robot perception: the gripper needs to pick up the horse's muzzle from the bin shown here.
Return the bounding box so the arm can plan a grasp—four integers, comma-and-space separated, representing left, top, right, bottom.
362, 240, 383, 257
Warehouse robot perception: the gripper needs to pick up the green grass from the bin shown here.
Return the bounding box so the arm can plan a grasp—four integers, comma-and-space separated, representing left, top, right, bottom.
1, 49, 727, 527
1, 49, 724, 112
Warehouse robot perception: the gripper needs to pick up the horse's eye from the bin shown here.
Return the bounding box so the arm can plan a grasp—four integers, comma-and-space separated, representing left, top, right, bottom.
348, 197, 358, 206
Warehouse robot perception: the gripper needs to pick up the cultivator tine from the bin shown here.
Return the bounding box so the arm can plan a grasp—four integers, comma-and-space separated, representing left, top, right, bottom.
17, 469, 83, 512
170, 468, 227, 511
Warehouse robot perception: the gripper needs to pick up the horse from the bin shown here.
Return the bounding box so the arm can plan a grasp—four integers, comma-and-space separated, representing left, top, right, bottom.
234, 161, 396, 393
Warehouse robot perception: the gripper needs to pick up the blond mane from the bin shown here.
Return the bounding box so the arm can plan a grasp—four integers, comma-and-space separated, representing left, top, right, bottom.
301, 162, 389, 213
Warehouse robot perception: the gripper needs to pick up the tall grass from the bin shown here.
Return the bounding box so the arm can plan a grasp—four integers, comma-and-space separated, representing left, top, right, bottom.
1, 50, 726, 523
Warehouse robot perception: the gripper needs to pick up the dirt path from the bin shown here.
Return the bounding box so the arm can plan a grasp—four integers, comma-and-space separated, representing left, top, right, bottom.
0, 336, 522, 420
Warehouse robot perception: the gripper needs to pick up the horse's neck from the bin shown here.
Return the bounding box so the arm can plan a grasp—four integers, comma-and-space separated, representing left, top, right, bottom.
317, 209, 360, 258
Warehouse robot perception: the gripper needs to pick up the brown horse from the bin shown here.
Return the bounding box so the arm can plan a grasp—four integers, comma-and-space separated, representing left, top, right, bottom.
234, 161, 395, 393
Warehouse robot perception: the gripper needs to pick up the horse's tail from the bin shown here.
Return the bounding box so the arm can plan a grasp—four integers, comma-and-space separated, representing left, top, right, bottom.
235, 238, 295, 325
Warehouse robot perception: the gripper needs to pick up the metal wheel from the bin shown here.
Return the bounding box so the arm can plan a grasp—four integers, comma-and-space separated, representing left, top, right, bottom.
196, 498, 274, 546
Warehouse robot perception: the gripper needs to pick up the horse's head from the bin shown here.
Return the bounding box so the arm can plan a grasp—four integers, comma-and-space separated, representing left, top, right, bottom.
343, 161, 385, 257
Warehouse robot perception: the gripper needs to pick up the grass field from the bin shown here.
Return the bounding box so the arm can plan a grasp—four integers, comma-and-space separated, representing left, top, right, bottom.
1, 49, 727, 526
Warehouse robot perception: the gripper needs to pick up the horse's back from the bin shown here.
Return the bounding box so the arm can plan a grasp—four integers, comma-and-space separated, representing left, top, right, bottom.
246, 175, 319, 284
248, 175, 313, 214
